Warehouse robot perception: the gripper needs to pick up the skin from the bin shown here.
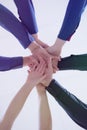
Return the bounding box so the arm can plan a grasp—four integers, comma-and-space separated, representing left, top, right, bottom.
28, 33, 58, 72
36, 84, 52, 130
0, 59, 47, 130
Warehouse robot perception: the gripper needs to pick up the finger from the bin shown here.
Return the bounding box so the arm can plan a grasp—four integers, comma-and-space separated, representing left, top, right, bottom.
37, 61, 46, 74
39, 74, 46, 82
32, 55, 40, 64
39, 55, 46, 63
27, 69, 31, 74
58, 56, 61, 61
35, 54, 46, 64
32, 57, 39, 65
47, 57, 53, 69
30, 64, 37, 71
52, 57, 58, 70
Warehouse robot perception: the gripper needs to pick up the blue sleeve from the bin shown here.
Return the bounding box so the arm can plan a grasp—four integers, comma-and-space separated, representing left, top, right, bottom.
58, 0, 87, 41
14, 0, 38, 34
0, 56, 23, 71
0, 4, 34, 49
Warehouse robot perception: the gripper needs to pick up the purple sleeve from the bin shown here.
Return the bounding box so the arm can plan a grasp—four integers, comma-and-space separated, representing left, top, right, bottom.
0, 56, 23, 71
14, 0, 38, 35
0, 4, 34, 49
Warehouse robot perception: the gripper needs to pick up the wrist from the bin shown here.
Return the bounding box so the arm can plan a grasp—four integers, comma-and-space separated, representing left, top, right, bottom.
54, 38, 65, 49
23, 56, 29, 66
32, 33, 38, 39
32, 33, 42, 45
28, 41, 40, 53
24, 81, 34, 91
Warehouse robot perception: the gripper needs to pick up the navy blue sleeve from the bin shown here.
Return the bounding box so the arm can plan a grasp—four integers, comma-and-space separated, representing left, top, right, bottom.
58, 0, 87, 41
0, 56, 23, 71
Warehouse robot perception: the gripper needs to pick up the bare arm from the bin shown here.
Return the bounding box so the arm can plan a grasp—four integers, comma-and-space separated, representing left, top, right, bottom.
0, 82, 33, 130
37, 84, 52, 130
0, 58, 46, 130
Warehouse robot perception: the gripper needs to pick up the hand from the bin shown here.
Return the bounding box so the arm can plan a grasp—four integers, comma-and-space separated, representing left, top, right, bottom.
23, 55, 39, 68
32, 33, 49, 48
46, 38, 65, 59
29, 40, 58, 72
41, 57, 53, 87
32, 45, 51, 64
46, 40, 64, 70
33, 37, 58, 73
29, 34, 51, 64
26, 57, 46, 87
35, 39, 49, 49
46, 45, 61, 60
33, 46, 59, 73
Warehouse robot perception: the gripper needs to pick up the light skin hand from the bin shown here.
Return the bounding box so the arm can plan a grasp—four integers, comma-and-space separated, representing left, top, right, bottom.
46, 38, 65, 70
28, 40, 52, 72
32, 33, 49, 48
31, 35, 58, 73
47, 38, 65, 57
27, 56, 46, 87
40, 57, 53, 87
32, 45, 51, 63
32, 45, 58, 73
23, 55, 39, 68
28, 37, 59, 73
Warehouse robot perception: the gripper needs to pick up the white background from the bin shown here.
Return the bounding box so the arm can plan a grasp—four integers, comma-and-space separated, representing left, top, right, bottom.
0, 0, 87, 130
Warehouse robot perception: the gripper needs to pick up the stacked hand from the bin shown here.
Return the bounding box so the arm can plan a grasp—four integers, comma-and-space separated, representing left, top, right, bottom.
31, 45, 58, 73
27, 56, 53, 89
27, 37, 64, 88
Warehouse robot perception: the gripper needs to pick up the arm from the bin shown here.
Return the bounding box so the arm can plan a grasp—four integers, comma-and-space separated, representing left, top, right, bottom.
58, 54, 87, 71
36, 84, 52, 130
0, 58, 46, 130
39, 56, 87, 129
14, 0, 49, 48
13, 0, 38, 35
13, 0, 52, 63
0, 4, 52, 67
58, 0, 87, 41
0, 55, 39, 71
0, 56, 23, 71
47, 0, 87, 58
0, 82, 33, 130
0, 4, 34, 49
1, 53, 87, 72
46, 79, 87, 129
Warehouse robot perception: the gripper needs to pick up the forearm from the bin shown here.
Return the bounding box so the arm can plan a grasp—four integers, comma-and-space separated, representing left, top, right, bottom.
58, 54, 87, 71
37, 87, 52, 130
58, 0, 87, 41
46, 79, 87, 129
28, 41, 40, 53
0, 83, 33, 130
14, 0, 38, 35
0, 4, 34, 49
0, 56, 23, 71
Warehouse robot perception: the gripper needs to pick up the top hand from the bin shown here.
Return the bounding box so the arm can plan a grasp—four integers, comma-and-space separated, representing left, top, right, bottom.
40, 57, 53, 87
26, 57, 46, 88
